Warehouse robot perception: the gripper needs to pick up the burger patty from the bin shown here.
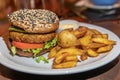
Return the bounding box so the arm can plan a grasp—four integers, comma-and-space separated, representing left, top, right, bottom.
9, 31, 56, 43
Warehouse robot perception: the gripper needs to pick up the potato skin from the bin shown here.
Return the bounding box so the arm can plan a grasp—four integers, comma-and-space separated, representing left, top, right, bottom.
58, 30, 77, 48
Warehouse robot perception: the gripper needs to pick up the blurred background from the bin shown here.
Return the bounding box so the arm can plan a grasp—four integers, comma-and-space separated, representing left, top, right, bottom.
0, 0, 120, 23
0, 0, 79, 23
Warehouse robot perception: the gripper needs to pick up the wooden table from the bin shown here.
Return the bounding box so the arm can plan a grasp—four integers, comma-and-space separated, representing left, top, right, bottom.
0, 17, 120, 80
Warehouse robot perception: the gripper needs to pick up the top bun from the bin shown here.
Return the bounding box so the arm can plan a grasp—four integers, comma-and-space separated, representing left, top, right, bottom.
8, 9, 59, 33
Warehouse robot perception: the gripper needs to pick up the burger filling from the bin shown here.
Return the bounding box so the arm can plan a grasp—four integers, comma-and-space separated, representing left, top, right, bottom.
11, 37, 57, 57
9, 26, 57, 63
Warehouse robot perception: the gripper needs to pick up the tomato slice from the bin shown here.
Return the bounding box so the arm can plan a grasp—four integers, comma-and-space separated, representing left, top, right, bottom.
12, 41, 44, 49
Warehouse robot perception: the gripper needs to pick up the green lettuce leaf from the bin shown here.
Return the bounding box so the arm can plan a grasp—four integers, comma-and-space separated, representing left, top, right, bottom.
11, 46, 16, 55
23, 48, 43, 57
9, 26, 26, 33
36, 56, 49, 63
44, 38, 57, 49
32, 48, 43, 57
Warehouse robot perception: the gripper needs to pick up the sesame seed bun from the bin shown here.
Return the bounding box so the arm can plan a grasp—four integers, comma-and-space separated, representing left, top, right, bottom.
8, 9, 59, 33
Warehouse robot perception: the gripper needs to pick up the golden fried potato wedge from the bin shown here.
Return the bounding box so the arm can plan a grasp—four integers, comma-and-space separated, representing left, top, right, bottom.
87, 43, 106, 48
86, 29, 95, 36
72, 26, 87, 38
92, 34, 108, 39
54, 52, 68, 64
87, 49, 98, 57
64, 55, 78, 62
58, 30, 77, 47
48, 47, 57, 59
79, 35, 92, 46
92, 38, 116, 45
97, 45, 113, 53
102, 34, 108, 39
72, 30, 86, 38
91, 29, 102, 34
52, 61, 77, 69
92, 34, 103, 38
55, 47, 85, 58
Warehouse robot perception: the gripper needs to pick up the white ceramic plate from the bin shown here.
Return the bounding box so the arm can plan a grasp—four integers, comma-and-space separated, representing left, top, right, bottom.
75, 0, 120, 9
0, 20, 120, 75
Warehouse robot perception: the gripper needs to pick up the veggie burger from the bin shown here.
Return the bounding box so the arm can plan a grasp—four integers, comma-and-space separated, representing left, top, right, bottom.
8, 9, 59, 57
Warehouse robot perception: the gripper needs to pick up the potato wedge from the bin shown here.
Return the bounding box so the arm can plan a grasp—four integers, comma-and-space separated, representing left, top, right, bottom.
48, 47, 57, 59
97, 45, 113, 53
53, 61, 77, 69
102, 34, 108, 39
87, 43, 106, 48
92, 34, 108, 39
86, 29, 95, 36
92, 34, 103, 38
79, 35, 92, 46
64, 55, 78, 62
58, 30, 77, 47
72, 30, 86, 38
87, 49, 98, 57
92, 38, 116, 45
72, 26, 87, 38
91, 29, 102, 34
55, 47, 85, 58
54, 52, 68, 64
